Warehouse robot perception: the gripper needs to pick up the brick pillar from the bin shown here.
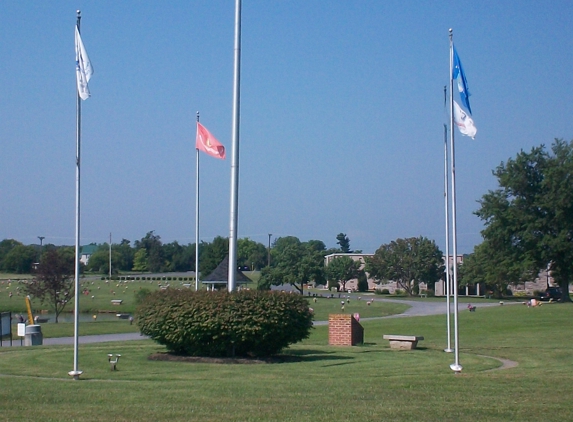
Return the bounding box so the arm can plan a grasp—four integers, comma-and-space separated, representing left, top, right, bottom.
328, 314, 363, 346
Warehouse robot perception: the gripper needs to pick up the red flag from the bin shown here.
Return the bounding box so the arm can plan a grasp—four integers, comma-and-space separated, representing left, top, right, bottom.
196, 122, 226, 159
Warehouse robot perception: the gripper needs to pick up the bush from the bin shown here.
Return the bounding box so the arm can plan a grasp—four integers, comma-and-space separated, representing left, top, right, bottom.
424, 289, 435, 297
375, 288, 390, 295
134, 288, 153, 305
136, 290, 314, 358
357, 271, 369, 292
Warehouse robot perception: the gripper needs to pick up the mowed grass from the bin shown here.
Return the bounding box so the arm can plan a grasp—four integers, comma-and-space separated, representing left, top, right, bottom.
1, 303, 572, 421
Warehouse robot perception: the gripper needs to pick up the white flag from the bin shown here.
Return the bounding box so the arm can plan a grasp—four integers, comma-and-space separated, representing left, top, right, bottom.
75, 26, 93, 100
453, 100, 476, 139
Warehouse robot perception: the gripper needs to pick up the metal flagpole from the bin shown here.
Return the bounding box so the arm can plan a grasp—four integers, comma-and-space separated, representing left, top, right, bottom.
69, 9, 83, 380
228, 0, 242, 292
195, 112, 200, 291
449, 28, 462, 373
444, 122, 453, 353
109, 233, 112, 282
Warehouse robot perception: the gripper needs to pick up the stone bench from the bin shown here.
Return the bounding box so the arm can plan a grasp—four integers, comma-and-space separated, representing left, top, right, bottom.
110, 299, 123, 305
383, 335, 424, 350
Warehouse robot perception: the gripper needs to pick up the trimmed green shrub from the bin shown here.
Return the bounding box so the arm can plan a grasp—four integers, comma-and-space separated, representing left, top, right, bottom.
357, 271, 369, 292
134, 287, 153, 305
136, 290, 313, 357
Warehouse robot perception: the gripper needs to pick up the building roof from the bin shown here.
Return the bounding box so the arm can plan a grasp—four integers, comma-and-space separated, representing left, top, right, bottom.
201, 255, 251, 285
80, 243, 99, 255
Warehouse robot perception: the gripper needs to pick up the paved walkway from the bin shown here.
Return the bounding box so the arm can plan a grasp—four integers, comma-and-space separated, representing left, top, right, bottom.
313, 297, 502, 325
1, 298, 507, 346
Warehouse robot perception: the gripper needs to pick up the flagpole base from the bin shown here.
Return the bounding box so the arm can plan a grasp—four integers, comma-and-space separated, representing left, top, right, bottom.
450, 363, 462, 373
68, 370, 83, 380
443, 348, 454, 353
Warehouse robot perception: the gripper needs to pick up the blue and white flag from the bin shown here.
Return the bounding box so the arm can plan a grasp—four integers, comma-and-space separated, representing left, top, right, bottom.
75, 26, 93, 100
453, 100, 476, 139
452, 46, 471, 115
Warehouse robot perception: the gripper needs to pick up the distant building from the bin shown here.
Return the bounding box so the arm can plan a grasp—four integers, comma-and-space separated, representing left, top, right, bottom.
79, 243, 99, 265
323, 253, 375, 291
434, 254, 464, 296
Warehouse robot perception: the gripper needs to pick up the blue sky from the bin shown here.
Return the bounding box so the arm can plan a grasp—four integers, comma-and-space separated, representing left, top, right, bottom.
1, 1, 572, 254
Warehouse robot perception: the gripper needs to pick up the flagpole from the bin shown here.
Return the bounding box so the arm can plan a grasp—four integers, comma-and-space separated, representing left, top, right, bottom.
228, 0, 242, 292
109, 233, 112, 282
195, 111, 200, 291
444, 122, 453, 353
449, 28, 462, 373
69, 9, 83, 380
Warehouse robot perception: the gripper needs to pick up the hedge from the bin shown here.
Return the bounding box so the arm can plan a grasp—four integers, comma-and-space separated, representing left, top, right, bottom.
136, 289, 313, 357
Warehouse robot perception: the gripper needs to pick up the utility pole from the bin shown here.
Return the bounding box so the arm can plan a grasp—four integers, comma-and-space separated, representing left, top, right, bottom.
267, 233, 272, 267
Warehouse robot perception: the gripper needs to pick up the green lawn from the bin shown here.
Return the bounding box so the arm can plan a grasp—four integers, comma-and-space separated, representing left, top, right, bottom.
0, 303, 572, 421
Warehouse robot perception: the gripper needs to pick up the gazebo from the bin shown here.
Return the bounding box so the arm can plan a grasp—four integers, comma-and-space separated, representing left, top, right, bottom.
201, 255, 252, 290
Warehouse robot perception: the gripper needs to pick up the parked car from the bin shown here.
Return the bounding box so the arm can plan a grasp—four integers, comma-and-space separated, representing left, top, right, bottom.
539, 287, 562, 301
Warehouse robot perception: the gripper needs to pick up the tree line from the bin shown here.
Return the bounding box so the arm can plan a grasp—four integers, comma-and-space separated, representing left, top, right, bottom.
0, 231, 266, 278
0, 232, 360, 281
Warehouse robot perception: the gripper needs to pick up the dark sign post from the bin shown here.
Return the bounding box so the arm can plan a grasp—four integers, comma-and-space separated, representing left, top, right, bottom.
0, 312, 12, 346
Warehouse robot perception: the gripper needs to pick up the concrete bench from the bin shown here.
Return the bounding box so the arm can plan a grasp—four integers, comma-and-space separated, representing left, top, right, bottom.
383, 335, 424, 350
111, 299, 123, 305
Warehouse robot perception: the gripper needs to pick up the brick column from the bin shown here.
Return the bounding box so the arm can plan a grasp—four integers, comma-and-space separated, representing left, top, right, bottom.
328, 314, 363, 346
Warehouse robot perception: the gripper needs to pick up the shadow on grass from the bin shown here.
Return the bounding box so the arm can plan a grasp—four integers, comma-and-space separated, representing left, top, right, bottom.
148, 349, 355, 365
283, 349, 355, 364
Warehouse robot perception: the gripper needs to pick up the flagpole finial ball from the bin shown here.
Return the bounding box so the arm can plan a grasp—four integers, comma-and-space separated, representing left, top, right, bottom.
449, 28, 452, 33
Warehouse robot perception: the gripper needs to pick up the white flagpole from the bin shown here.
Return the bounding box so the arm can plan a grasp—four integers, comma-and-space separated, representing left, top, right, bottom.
195, 112, 200, 291
449, 28, 462, 373
109, 233, 112, 282
444, 122, 453, 353
228, 0, 242, 292
69, 9, 83, 380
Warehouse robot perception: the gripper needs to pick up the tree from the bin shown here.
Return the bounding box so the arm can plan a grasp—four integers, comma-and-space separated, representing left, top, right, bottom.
85, 244, 124, 275
458, 241, 534, 298
25, 248, 75, 323
237, 238, 267, 270
2, 244, 37, 273
258, 237, 326, 293
336, 233, 352, 253
115, 239, 135, 272
0, 239, 23, 269
163, 241, 194, 272
134, 231, 164, 272
356, 270, 369, 292
199, 236, 228, 277
475, 139, 573, 302
366, 237, 444, 296
325, 255, 361, 291
132, 248, 148, 272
